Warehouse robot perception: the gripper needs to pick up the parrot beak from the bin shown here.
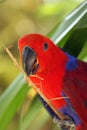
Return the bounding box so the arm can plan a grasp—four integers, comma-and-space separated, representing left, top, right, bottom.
22, 46, 39, 76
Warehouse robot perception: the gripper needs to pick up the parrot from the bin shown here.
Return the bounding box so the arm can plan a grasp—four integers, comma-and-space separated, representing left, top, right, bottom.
18, 34, 87, 130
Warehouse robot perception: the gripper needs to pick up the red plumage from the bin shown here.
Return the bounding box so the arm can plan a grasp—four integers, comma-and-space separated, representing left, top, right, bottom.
18, 34, 87, 130
63, 60, 87, 128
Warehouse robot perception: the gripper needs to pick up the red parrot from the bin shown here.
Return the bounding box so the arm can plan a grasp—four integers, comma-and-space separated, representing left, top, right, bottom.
18, 34, 87, 130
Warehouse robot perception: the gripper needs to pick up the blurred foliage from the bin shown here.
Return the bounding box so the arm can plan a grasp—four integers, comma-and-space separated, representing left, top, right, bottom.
0, 0, 86, 130
0, 0, 82, 89
0, 0, 6, 3
0, 74, 29, 130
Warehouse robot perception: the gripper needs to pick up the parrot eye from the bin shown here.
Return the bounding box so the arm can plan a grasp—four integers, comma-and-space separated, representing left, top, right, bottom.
43, 43, 49, 51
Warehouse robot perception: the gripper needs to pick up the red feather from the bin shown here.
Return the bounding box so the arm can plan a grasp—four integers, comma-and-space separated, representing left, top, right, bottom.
18, 34, 87, 129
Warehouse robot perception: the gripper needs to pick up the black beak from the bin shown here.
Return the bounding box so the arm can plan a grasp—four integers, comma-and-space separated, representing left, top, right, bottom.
22, 46, 39, 76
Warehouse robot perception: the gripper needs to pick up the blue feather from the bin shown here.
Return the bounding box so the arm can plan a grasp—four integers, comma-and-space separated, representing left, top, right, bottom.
65, 53, 78, 71
61, 92, 82, 126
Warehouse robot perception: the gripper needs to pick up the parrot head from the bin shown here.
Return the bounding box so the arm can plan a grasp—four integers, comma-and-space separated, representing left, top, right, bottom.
18, 34, 68, 77
18, 34, 69, 108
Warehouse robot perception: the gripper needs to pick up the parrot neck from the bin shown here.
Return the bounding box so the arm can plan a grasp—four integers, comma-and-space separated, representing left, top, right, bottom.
65, 53, 78, 71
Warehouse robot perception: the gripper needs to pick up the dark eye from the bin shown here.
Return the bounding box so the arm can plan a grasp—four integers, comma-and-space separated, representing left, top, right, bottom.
43, 43, 49, 51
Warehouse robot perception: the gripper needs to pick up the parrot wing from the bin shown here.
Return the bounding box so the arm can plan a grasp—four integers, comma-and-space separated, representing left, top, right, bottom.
63, 58, 87, 127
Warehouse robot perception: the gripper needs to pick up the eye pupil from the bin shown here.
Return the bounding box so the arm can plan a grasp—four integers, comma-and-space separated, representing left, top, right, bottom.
43, 43, 48, 50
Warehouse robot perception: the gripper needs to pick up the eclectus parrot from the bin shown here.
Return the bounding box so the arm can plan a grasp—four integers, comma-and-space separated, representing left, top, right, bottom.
18, 34, 87, 130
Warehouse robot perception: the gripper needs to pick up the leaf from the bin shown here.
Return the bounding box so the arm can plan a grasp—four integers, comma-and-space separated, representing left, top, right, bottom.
20, 95, 50, 130
63, 13, 87, 58
0, 74, 29, 130
48, 1, 87, 59
48, 0, 87, 46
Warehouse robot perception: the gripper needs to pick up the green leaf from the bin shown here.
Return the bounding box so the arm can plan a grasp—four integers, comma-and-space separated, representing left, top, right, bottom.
48, 1, 87, 59
48, 0, 87, 46
63, 15, 87, 57
20, 95, 50, 130
0, 74, 29, 130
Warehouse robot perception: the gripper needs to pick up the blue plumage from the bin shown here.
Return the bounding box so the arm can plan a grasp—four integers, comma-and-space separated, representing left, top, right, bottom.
65, 53, 78, 71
